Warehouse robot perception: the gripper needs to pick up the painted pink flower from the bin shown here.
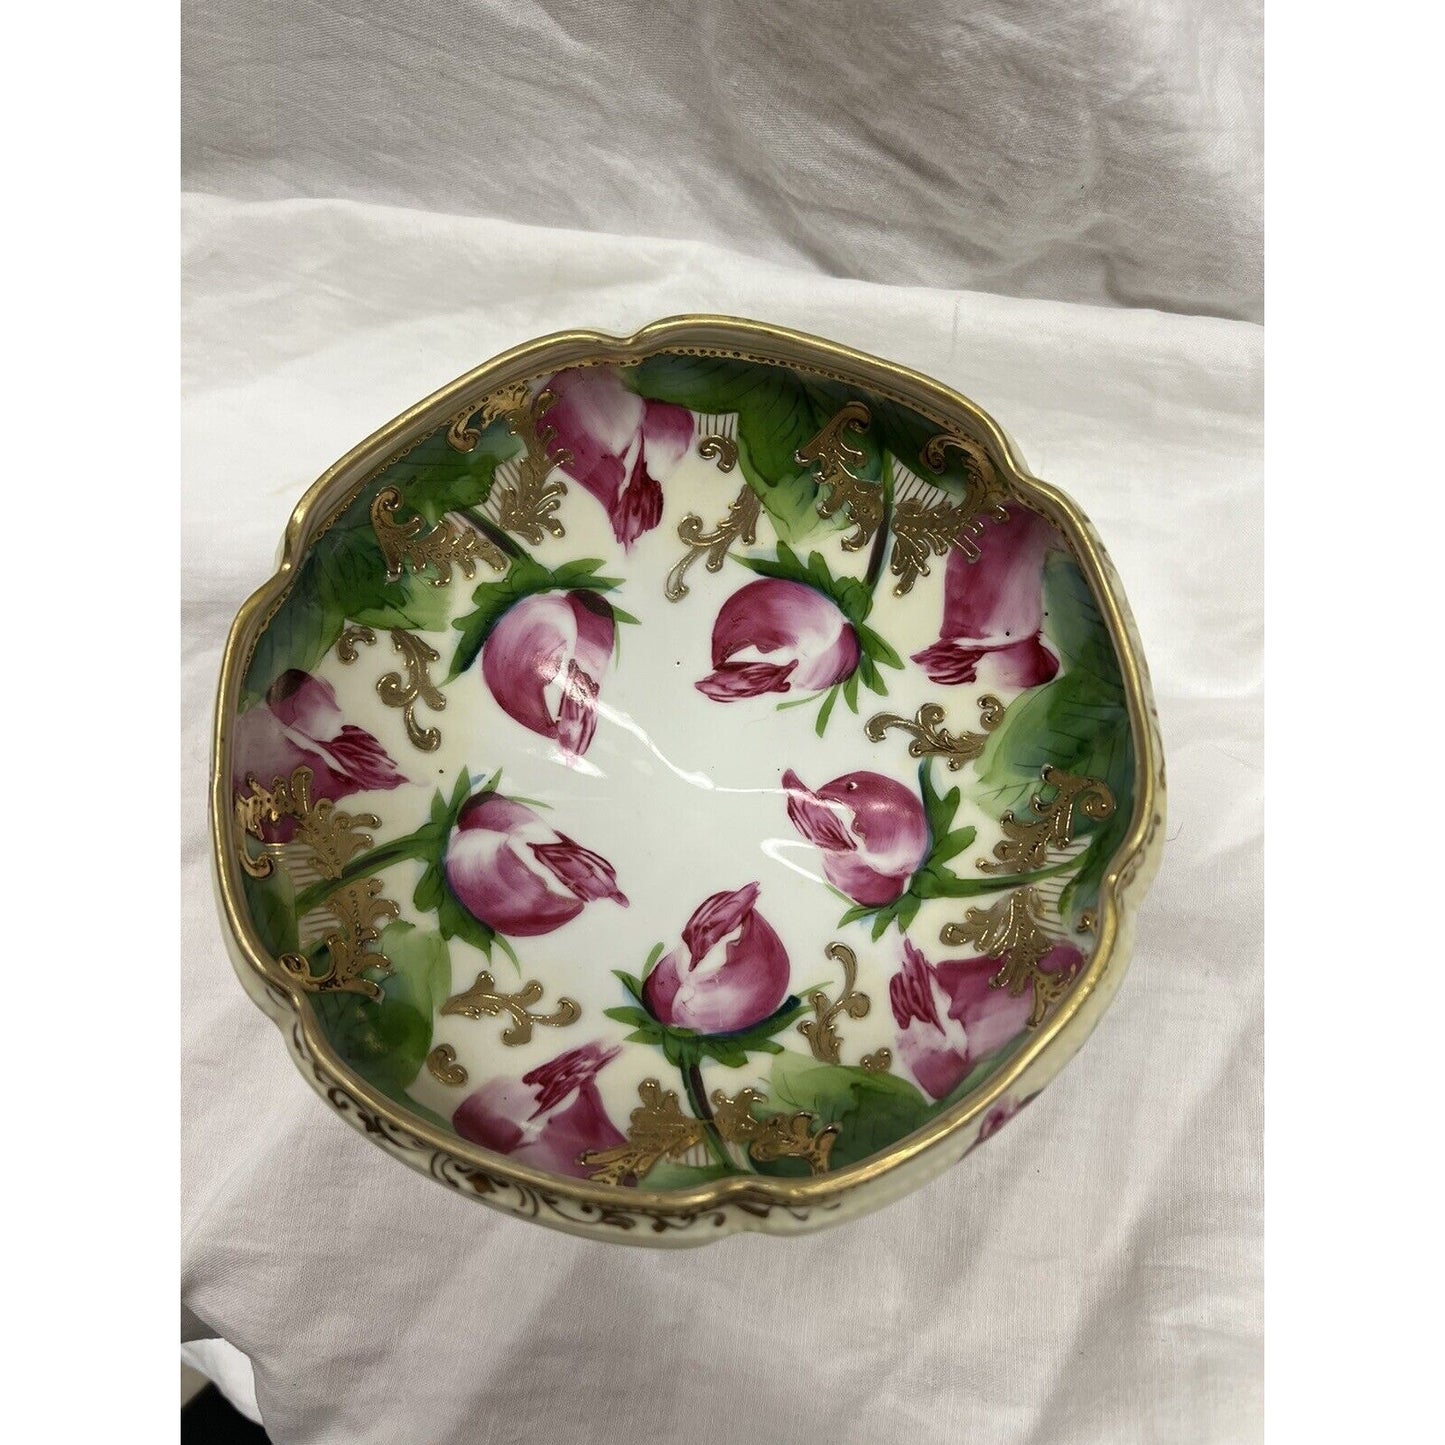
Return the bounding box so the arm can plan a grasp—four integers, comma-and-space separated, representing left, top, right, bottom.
452, 1041, 626, 1178
642, 882, 791, 1034
482, 590, 614, 761
445, 791, 627, 938
696, 579, 861, 702
231, 669, 405, 840
544, 367, 695, 548
911, 508, 1061, 689
782, 769, 929, 907
889, 939, 1081, 1100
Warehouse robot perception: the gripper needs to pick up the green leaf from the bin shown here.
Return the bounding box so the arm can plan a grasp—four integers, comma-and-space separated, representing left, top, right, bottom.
312, 921, 451, 1096
814, 686, 839, 737
972, 555, 1137, 922
241, 485, 453, 706
241, 867, 299, 958
378, 426, 523, 523
639, 1160, 736, 1189
762, 1053, 934, 1172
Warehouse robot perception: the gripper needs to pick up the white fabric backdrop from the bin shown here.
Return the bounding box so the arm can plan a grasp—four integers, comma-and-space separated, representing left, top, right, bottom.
181, 0, 1262, 322
181, 192, 1262, 1443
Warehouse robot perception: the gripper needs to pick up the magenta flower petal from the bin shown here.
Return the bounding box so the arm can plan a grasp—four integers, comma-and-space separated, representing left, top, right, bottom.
890, 940, 1083, 1100
481, 591, 615, 760
531, 836, 629, 906
700, 579, 860, 704
642, 883, 791, 1034
543, 367, 694, 548
231, 668, 405, 842
696, 659, 798, 700
445, 792, 626, 938
452, 1042, 625, 1178
912, 508, 1061, 693
782, 769, 930, 906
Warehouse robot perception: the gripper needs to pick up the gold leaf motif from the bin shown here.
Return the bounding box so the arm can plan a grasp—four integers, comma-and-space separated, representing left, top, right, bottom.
796, 401, 881, 551
281, 878, 399, 1000
580, 1080, 709, 1186
860, 1049, 893, 1074
440, 971, 581, 1046
664, 483, 762, 601
712, 1089, 838, 1174
864, 696, 1004, 770
939, 887, 1076, 1028
370, 486, 507, 584
426, 1044, 468, 1087
233, 765, 399, 999
798, 942, 887, 1070
888, 431, 1011, 597
978, 767, 1115, 874
697, 433, 739, 471
446, 380, 532, 453
233, 768, 314, 877
492, 387, 571, 544
292, 800, 379, 879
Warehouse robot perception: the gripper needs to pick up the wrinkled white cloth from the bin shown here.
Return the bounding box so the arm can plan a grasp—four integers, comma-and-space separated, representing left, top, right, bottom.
181, 192, 1262, 1444
181, 0, 1262, 322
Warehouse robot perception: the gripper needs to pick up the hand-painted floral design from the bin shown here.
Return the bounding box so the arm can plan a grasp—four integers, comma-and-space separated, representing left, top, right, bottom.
232, 669, 405, 839
545, 366, 695, 548
451, 1041, 626, 1178
782, 769, 930, 907
911, 508, 1060, 689
641, 882, 791, 1034
696, 578, 861, 701
482, 589, 615, 760
889, 939, 1082, 1100
445, 791, 628, 938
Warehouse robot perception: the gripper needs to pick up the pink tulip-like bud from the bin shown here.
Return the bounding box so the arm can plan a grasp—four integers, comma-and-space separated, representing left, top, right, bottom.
232, 669, 405, 840
890, 939, 1081, 1100
482, 590, 615, 761
910, 509, 1061, 689
697, 578, 861, 701
445, 791, 627, 938
781, 768, 929, 906
641, 882, 792, 1034
544, 367, 695, 548
451, 1041, 626, 1178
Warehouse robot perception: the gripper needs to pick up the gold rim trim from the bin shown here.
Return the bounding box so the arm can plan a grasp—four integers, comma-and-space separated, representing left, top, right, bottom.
210, 314, 1165, 1225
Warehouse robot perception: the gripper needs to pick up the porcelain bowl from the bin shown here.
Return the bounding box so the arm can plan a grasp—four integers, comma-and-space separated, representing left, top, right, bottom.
211, 316, 1164, 1245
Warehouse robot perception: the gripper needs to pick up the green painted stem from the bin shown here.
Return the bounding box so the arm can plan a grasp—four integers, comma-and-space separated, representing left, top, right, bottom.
460, 506, 527, 563
863, 460, 895, 594
293, 834, 428, 914
682, 1061, 732, 1171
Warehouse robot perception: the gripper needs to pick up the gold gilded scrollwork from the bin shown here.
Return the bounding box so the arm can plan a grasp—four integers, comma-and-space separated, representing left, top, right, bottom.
441, 971, 581, 1046
233, 767, 398, 1000
940, 887, 1076, 1028
798, 942, 888, 1070
446, 380, 532, 453
712, 1089, 838, 1174
426, 1044, 469, 1087
336, 627, 447, 752
697, 434, 739, 471
492, 387, 572, 544
580, 1079, 840, 1184
865, 696, 1004, 770
665, 483, 762, 601
887, 432, 1012, 597
796, 401, 881, 551
979, 767, 1115, 874
580, 1080, 709, 1185
370, 486, 507, 584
